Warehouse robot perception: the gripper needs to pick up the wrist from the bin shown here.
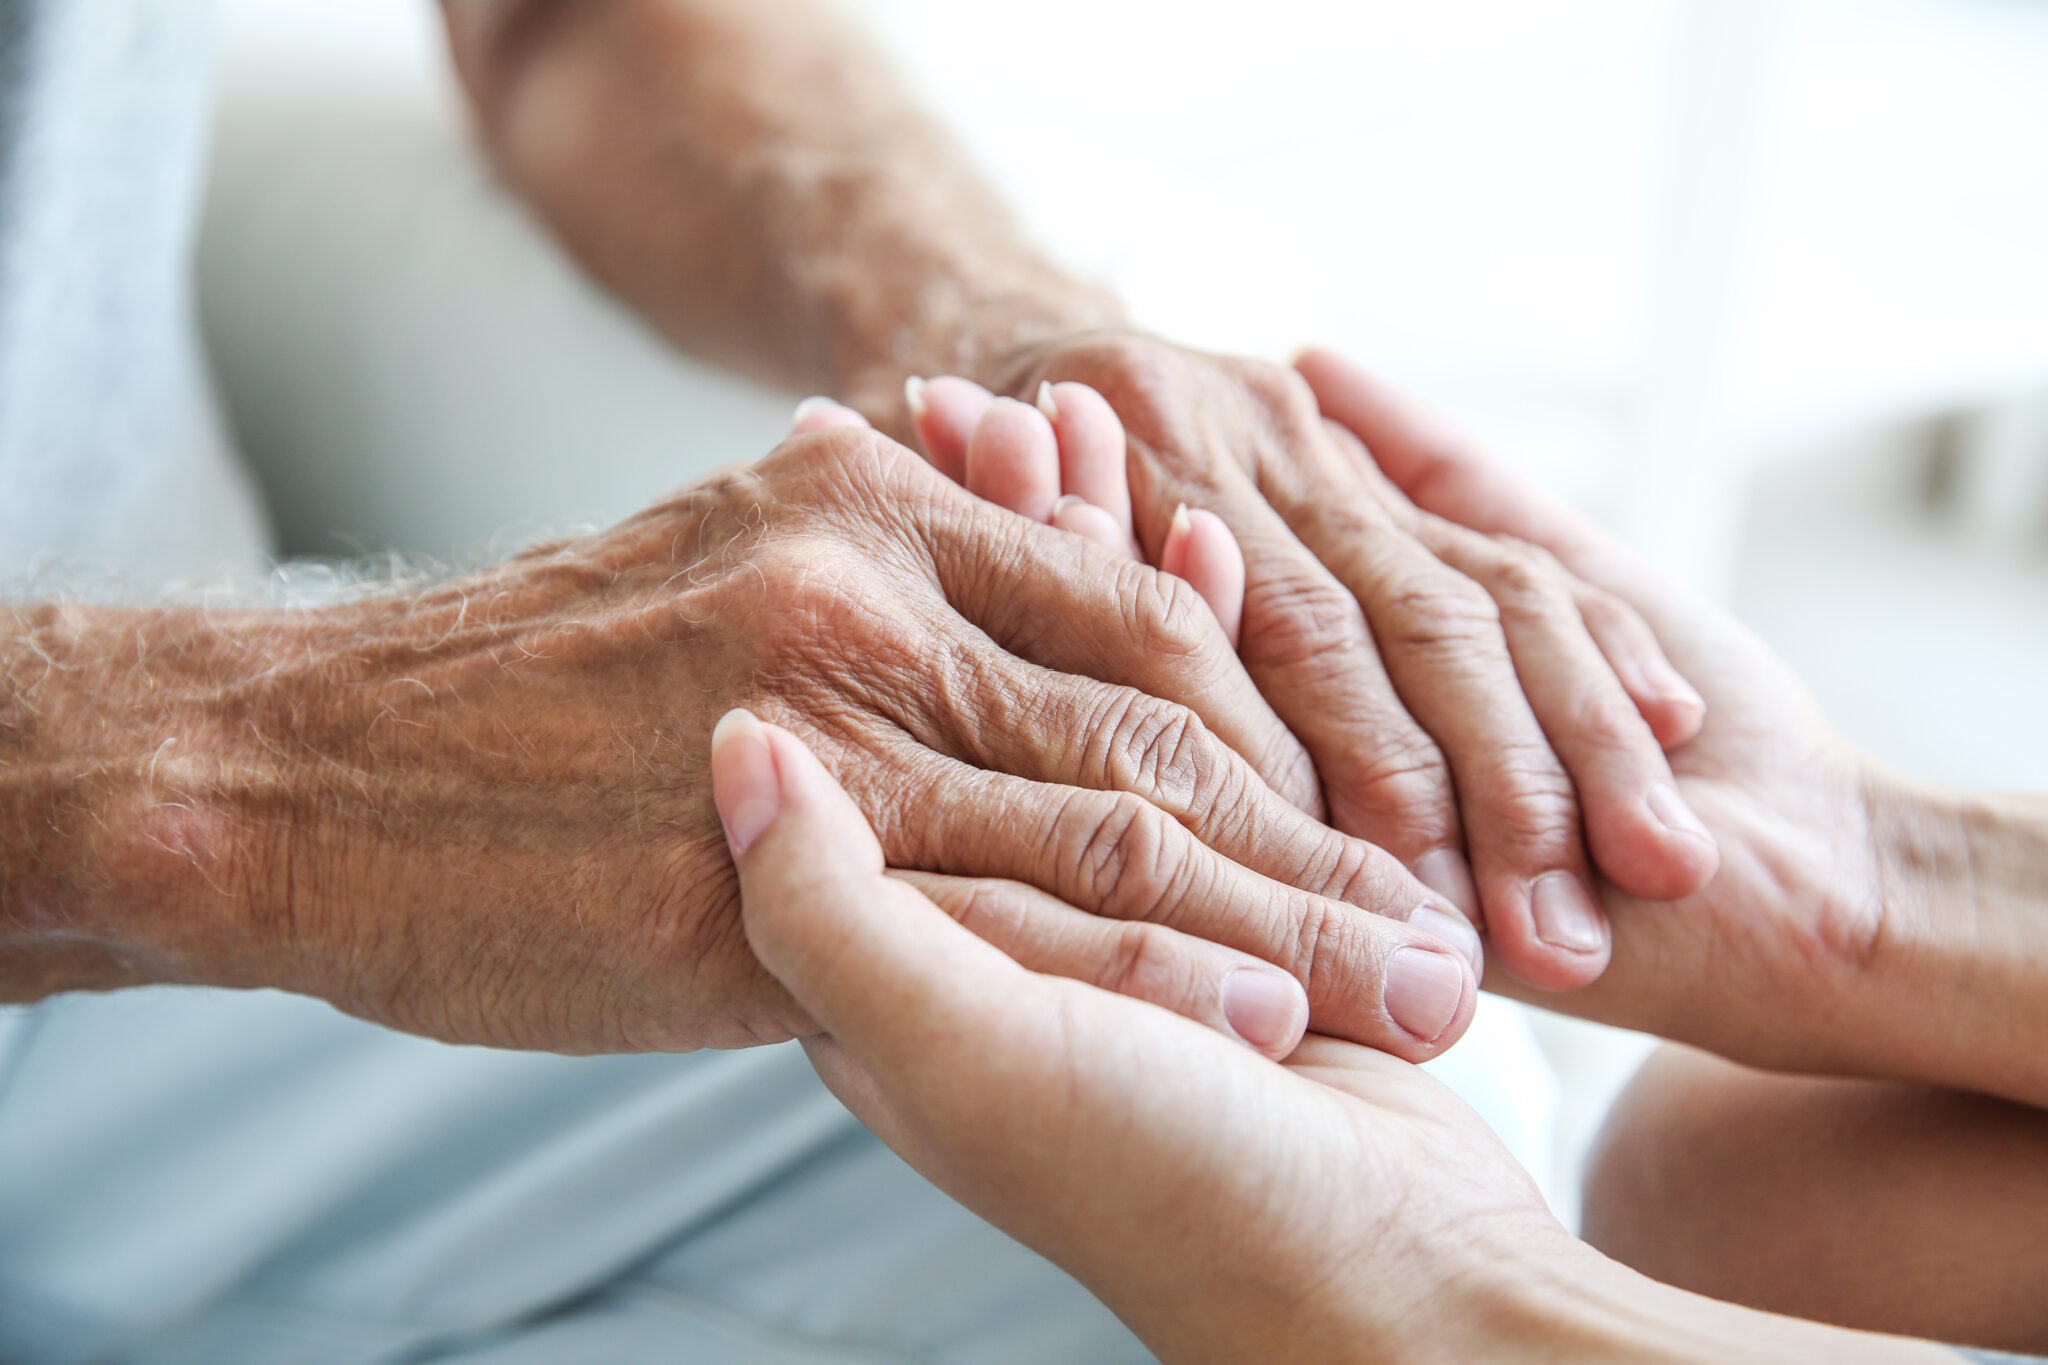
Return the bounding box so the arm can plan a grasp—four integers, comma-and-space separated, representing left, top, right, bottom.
0, 602, 314, 999
1227, 1227, 1954, 1365
1867, 769, 2048, 1106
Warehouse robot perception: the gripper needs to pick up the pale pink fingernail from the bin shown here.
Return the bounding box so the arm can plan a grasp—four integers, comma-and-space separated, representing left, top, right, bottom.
792, 396, 838, 424
904, 375, 929, 422
1384, 948, 1466, 1043
710, 709, 781, 858
1222, 966, 1306, 1053
1412, 847, 1480, 921
1530, 872, 1607, 953
1411, 905, 1484, 978
1035, 380, 1060, 422
1159, 503, 1192, 574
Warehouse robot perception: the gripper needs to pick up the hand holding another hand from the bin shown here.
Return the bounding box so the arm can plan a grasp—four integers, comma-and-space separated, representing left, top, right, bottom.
713, 706, 1955, 1365
22, 418, 1483, 1059
870, 336, 1721, 991
1300, 352, 2048, 1105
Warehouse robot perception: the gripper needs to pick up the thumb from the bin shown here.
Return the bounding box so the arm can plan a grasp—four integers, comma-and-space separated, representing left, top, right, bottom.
710, 709, 1055, 1086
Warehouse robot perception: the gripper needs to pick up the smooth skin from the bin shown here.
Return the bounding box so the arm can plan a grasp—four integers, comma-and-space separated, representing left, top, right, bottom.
725, 359, 2048, 1360
440, 0, 1723, 990
1588, 1047, 2048, 1355
707, 706, 1958, 1365
1299, 350, 2048, 1353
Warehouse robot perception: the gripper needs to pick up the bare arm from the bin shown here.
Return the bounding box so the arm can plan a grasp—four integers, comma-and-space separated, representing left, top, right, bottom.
438, 0, 1119, 416
1588, 1045, 2048, 1355
1874, 784, 2048, 1108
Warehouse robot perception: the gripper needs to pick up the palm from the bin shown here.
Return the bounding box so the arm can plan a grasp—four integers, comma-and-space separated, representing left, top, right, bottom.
810, 981, 1567, 1361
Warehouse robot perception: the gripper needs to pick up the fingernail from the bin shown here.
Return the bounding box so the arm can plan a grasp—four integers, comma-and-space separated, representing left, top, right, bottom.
792, 395, 839, 425
1160, 503, 1192, 574
1035, 379, 1060, 422
1384, 948, 1466, 1044
1646, 783, 1712, 844
710, 708, 781, 858
1222, 967, 1305, 1053
1053, 494, 1087, 517
1412, 847, 1480, 921
1411, 905, 1484, 978
1530, 872, 1607, 953
904, 375, 928, 422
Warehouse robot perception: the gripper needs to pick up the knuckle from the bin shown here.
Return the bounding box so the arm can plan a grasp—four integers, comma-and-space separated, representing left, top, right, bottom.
942, 878, 1034, 944
1485, 548, 1568, 612
1240, 570, 1374, 671
1234, 357, 1320, 421
1248, 731, 1325, 821
1120, 562, 1216, 660
754, 543, 876, 633
1100, 921, 1194, 1004
1099, 692, 1229, 812
1571, 686, 1655, 748
1575, 585, 1640, 640
1052, 333, 1181, 400
1487, 753, 1584, 855
1060, 790, 1189, 923
767, 426, 939, 520
1377, 571, 1502, 650
1300, 830, 1400, 910
1288, 894, 1355, 997
1337, 740, 1460, 849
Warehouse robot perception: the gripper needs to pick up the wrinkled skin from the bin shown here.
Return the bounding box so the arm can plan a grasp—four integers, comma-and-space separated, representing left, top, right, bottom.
114, 427, 1473, 1057
886, 331, 1722, 993
1292, 353, 1910, 1078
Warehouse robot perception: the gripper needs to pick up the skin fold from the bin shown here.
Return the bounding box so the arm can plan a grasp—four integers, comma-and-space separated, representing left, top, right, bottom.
0, 429, 1478, 1059
4, 1, 1722, 1050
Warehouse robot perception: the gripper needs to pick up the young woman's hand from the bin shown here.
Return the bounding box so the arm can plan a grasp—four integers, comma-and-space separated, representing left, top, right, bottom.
1297, 350, 2048, 1107
709, 705, 1576, 1363
710, 707, 1957, 1365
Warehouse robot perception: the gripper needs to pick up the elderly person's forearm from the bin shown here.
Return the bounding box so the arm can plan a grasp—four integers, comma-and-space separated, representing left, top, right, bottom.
0, 430, 1480, 1059
438, 0, 1120, 411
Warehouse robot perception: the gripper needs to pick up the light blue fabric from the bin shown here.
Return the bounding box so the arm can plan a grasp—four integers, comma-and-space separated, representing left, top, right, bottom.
0, 0, 270, 588
0, 990, 1143, 1363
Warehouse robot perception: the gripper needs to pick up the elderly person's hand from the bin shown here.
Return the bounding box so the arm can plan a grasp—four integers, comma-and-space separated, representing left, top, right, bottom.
1301, 351, 2048, 1109
1, 425, 1481, 1059
877, 353, 1720, 993
710, 707, 1955, 1365
868, 337, 1722, 995
443, 1, 1715, 994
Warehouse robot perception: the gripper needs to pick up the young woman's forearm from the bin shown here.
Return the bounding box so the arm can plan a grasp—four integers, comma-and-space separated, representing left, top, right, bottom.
1870, 777, 2048, 1109
439, 0, 1120, 411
